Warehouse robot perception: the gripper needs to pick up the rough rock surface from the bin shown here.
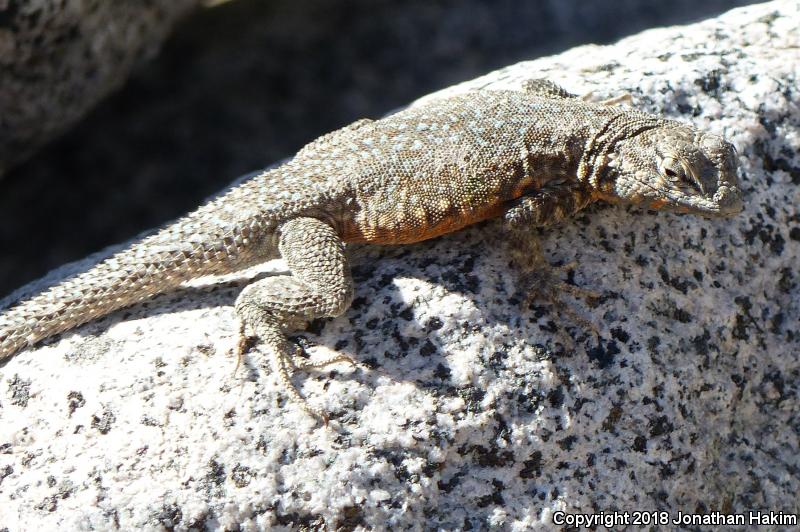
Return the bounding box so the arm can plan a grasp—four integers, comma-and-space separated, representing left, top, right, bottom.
0, 0, 199, 175
1, 1, 798, 529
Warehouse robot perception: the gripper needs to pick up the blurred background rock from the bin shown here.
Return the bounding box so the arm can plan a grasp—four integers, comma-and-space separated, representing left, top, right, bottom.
0, 0, 760, 297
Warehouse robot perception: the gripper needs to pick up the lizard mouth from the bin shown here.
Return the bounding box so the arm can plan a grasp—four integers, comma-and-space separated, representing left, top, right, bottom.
712, 185, 744, 215
661, 184, 743, 217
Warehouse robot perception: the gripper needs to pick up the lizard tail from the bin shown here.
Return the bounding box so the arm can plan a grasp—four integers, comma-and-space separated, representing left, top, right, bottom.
0, 217, 271, 360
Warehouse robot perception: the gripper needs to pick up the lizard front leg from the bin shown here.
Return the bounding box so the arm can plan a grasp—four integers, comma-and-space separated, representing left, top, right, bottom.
503, 182, 599, 337
504, 180, 593, 228
234, 217, 355, 422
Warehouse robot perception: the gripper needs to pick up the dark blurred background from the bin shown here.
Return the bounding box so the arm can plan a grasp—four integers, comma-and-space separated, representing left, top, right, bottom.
0, 0, 760, 297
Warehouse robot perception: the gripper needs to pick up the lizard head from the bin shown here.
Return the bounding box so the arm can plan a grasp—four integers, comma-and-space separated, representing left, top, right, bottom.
600, 125, 743, 217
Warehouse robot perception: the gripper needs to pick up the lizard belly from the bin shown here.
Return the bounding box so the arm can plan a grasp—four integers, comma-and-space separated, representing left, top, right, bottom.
337, 152, 536, 245
342, 195, 508, 244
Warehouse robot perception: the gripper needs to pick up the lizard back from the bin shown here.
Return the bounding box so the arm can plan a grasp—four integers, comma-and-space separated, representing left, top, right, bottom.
285, 90, 618, 244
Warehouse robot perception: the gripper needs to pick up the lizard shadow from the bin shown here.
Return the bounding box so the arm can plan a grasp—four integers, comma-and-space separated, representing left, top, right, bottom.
75, 225, 606, 390
308, 228, 646, 523
337, 224, 608, 380
312, 223, 739, 523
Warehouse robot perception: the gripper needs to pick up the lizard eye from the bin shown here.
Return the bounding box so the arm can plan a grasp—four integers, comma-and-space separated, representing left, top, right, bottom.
660, 157, 684, 179
659, 156, 699, 190
660, 156, 707, 195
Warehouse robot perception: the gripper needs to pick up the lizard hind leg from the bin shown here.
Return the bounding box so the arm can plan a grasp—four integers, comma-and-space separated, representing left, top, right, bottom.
233, 217, 356, 423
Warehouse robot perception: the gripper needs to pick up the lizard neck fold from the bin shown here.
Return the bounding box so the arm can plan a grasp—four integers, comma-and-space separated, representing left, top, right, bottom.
577, 111, 663, 190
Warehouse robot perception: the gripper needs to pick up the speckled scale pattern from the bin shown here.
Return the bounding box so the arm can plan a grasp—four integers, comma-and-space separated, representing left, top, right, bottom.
304, 90, 623, 243
0, 82, 743, 417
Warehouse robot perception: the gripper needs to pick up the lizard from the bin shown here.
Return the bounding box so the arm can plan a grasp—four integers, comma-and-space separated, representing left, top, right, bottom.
0, 79, 743, 421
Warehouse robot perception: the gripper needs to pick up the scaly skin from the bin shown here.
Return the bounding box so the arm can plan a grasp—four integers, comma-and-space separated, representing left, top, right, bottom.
0, 80, 743, 420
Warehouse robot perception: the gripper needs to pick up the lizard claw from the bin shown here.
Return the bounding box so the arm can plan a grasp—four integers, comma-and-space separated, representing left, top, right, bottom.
233, 315, 354, 424
232, 320, 251, 376
290, 350, 360, 371
538, 260, 601, 301
270, 336, 334, 424
510, 234, 600, 342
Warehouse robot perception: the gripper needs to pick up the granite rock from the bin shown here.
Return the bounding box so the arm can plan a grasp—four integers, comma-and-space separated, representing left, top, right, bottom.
0, 0, 199, 175
1, 1, 798, 529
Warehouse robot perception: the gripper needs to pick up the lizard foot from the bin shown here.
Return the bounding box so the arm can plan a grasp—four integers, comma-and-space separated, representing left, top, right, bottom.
509, 233, 600, 341
269, 336, 333, 424
234, 320, 358, 376
233, 316, 337, 424
518, 265, 600, 341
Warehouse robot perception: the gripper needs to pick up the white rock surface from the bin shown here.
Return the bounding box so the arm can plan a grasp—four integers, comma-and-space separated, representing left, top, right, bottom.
1, 1, 798, 530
